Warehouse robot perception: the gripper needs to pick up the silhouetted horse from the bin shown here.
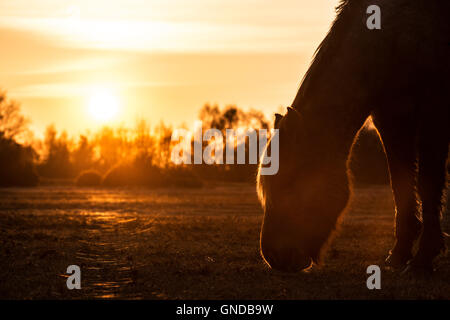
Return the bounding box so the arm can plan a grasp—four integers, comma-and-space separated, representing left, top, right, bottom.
257, 0, 449, 273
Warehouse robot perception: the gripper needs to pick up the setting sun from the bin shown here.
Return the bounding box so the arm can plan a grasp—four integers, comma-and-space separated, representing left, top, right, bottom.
87, 89, 120, 122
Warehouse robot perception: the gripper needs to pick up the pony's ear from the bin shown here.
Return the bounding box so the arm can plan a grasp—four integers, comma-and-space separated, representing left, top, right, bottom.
283, 107, 301, 131
286, 107, 300, 116
274, 113, 283, 128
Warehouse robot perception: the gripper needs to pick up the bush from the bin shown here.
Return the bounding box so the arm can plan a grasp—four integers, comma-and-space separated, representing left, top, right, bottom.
102, 162, 164, 188
75, 170, 102, 187
102, 164, 133, 187
0, 134, 39, 187
102, 159, 203, 189
164, 167, 203, 188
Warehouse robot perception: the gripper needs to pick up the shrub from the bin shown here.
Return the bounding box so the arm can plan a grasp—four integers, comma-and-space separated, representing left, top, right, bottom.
102, 162, 164, 188
164, 167, 203, 188
102, 164, 132, 187
75, 170, 102, 187
102, 161, 203, 189
0, 134, 39, 187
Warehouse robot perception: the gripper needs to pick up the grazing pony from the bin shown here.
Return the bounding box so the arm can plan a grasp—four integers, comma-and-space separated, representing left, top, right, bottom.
257, 0, 449, 273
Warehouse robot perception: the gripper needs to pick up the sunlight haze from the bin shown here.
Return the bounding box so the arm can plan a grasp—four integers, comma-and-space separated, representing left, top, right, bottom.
0, 0, 339, 136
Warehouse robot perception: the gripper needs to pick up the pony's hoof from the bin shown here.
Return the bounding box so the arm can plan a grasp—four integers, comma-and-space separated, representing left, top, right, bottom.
401, 261, 434, 278
385, 252, 411, 270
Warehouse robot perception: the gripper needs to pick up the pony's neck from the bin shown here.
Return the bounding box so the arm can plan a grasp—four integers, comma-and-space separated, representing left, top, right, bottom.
290, 0, 373, 164
292, 95, 370, 165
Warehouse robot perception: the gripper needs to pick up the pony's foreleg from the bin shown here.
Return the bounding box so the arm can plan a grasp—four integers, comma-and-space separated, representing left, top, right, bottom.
372, 111, 422, 268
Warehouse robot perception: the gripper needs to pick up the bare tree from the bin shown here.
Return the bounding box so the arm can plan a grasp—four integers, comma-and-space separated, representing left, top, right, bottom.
0, 91, 29, 140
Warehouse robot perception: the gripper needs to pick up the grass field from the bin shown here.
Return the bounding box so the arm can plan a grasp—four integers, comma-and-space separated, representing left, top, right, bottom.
0, 183, 449, 300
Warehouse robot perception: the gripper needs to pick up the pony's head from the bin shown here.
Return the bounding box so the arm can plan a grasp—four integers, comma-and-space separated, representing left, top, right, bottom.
257, 107, 350, 272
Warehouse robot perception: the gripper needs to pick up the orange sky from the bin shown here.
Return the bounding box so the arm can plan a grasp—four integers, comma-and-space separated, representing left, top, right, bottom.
0, 0, 338, 137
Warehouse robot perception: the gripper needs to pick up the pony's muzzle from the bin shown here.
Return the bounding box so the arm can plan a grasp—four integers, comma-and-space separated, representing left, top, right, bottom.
261, 246, 312, 273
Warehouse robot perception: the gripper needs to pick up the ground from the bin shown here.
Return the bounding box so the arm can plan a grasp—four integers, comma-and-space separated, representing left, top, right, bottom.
0, 183, 449, 299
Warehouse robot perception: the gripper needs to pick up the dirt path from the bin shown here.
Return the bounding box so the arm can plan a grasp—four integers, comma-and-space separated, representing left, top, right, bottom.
74, 213, 141, 299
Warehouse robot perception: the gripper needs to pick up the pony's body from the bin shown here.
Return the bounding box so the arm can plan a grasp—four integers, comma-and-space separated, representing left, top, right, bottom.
257, 0, 449, 272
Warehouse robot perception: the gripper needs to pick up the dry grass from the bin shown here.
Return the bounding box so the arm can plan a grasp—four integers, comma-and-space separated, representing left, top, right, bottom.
0, 183, 449, 299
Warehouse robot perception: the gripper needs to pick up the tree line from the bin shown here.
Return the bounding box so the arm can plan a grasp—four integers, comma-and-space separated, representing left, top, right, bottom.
0, 90, 391, 188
